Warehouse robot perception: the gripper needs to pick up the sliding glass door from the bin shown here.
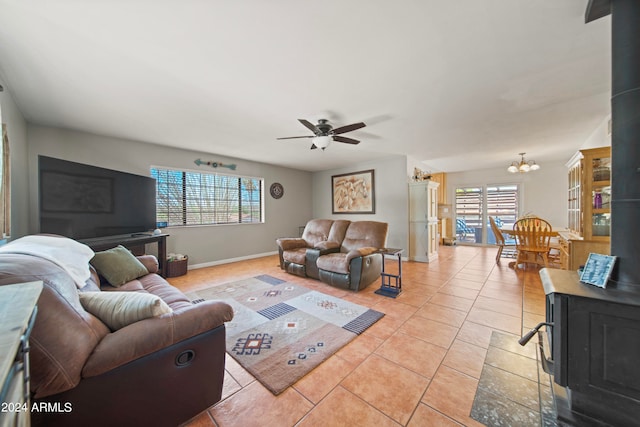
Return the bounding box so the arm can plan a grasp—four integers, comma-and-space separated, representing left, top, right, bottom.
455, 184, 519, 244
455, 187, 483, 244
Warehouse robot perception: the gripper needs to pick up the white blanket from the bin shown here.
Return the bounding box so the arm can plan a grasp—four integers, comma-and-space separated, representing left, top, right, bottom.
0, 235, 95, 288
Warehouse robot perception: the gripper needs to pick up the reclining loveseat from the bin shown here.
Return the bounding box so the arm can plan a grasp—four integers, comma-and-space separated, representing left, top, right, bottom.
276, 219, 388, 291
0, 235, 233, 427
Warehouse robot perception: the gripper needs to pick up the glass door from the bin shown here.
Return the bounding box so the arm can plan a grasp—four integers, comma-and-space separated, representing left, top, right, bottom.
455, 184, 520, 245
455, 187, 483, 244
486, 184, 519, 244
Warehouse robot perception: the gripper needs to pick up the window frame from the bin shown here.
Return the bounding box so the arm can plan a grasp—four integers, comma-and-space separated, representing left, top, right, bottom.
150, 165, 264, 228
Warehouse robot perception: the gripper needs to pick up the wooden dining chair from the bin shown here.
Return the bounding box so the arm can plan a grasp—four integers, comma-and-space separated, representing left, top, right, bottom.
489, 216, 516, 264
512, 217, 553, 268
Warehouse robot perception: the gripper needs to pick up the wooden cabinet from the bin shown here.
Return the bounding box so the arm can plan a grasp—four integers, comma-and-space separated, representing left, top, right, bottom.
581, 147, 611, 241
560, 147, 611, 270
429, 172, 447, 204
409, 181, 439, 262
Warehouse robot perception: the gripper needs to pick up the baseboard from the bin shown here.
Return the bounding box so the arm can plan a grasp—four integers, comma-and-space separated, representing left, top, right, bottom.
188, 251, 278, 270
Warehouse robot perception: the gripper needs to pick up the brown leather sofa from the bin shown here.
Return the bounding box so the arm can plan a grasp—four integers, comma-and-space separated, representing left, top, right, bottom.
0, 249, 233, 427
277, 219, 388, 291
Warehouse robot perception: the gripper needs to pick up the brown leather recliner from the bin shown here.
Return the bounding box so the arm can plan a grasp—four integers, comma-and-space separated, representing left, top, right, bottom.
276, 219, 336, 277
316, 221, 389, 291
277, 219, 388, 291
0, 252, 233, 427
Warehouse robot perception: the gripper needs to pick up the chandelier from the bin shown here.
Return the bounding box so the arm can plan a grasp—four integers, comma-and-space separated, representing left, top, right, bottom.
507, 152, 540, 173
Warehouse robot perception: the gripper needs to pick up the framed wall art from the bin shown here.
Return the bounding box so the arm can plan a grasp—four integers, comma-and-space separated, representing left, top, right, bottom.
331, 169, 375, 214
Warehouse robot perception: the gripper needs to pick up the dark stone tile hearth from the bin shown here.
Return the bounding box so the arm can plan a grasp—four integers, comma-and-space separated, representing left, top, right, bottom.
471, 331, 557, 427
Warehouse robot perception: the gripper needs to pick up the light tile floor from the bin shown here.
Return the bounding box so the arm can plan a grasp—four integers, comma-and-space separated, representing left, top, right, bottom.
171, 245, 549, 427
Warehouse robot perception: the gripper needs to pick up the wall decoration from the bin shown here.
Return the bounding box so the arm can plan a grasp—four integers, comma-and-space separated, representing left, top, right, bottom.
332, 169, 375, 214
270, 182, 284, 199
194, 158, 237, 170
412, 167, 431, 181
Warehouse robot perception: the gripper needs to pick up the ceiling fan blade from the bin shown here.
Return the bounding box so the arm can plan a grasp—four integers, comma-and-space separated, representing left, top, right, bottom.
310, 144, 318, 150
333, 135, 360, 145
332, 122, 366, 135
298, 119, 319, 134
276, 135, 314, 140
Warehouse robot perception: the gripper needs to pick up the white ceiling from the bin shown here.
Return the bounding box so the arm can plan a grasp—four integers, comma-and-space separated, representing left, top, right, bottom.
0, 1, 611, 172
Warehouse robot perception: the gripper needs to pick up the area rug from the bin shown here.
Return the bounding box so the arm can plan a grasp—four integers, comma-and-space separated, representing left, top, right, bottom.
187, 275, 384, 395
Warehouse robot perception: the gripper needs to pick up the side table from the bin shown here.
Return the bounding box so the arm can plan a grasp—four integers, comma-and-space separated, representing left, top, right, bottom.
374, 248, 403, 298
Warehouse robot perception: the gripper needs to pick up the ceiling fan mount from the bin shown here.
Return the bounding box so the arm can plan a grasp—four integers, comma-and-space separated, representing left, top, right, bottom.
277, 118, 366, 150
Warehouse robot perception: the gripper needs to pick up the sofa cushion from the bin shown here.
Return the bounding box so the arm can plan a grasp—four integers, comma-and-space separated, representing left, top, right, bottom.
90, 245, 149, 287
327, 220, 351, 244
340, 221, 388, 252
301, 219, 334, 246
79, 291, 172, 331
0, 253, 110, 398
316, 252, 351, 274
283, 247, 307, 265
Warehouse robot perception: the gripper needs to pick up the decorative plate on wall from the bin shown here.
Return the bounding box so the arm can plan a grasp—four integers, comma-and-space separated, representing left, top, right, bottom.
270, 182, 284, 199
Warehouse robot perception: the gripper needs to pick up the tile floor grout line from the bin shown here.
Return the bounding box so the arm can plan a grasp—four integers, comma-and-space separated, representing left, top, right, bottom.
177, 249, 551, 426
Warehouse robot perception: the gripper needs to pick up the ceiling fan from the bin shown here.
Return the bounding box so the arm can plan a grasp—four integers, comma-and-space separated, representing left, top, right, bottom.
277, 119, 366, 150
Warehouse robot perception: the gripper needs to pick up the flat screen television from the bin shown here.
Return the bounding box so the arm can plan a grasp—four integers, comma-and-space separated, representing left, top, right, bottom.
38, 155, 157, 240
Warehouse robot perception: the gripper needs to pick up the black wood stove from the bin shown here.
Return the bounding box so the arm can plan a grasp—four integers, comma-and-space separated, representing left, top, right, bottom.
530, 1, 640, 425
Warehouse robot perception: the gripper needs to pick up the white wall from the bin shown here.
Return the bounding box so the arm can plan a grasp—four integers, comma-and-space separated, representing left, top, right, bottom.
27, 125, 313, 266
581, 115, 612, 151
446, 160, 568, 230
0, 83, 29, 238
311, 155, 408, 251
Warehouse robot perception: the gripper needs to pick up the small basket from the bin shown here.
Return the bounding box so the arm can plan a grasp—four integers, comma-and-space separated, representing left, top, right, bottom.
166, 256, 188, 278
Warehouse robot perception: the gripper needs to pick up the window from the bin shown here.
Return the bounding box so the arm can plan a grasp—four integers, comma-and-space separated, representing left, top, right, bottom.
455, 184, 519, 244
455, 187, 483, 243
151, 167, 263, 227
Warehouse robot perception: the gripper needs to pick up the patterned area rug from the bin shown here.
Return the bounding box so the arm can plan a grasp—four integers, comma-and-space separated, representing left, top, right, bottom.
187, 275, 384, 395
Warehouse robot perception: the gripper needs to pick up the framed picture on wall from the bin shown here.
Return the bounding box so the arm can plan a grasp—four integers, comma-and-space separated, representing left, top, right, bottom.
331, 169, 375, 214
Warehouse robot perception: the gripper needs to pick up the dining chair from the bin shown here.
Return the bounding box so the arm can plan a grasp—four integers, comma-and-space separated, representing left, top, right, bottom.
456, 218, 474, 240
512, 217, 553, 268
489, 216, 516, 264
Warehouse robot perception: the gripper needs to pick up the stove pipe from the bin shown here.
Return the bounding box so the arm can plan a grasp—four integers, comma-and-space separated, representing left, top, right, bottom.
608, 0, 640, 288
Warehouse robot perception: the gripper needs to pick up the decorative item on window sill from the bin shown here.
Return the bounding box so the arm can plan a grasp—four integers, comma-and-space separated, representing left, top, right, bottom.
412, 167, 432, 181
507, 152, 540, 173
194, 159, 237, 170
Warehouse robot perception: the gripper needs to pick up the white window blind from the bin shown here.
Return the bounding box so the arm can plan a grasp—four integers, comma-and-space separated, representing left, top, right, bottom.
151, 167, 263, 226
456, 187, 483, 229
486, 184, 519, 227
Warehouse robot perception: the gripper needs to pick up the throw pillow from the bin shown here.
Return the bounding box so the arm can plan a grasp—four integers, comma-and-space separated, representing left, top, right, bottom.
79, 291, 172, 331
90, 245, 149, 287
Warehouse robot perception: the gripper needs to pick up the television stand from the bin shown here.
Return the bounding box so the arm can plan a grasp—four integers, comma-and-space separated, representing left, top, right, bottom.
79, 233, 170, 277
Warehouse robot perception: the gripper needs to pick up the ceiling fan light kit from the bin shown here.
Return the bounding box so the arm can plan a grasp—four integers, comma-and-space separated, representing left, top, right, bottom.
312, 135, 333, 150
508, 152, 540, 173
277, 118, 366, 151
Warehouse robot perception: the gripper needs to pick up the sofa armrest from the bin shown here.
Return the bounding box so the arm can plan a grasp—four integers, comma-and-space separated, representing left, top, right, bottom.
137, 255, 159, 274
82, 300, 234, 377
346, 246, 379, 262
276, 238, 308, 251
314, 240, 341, 250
